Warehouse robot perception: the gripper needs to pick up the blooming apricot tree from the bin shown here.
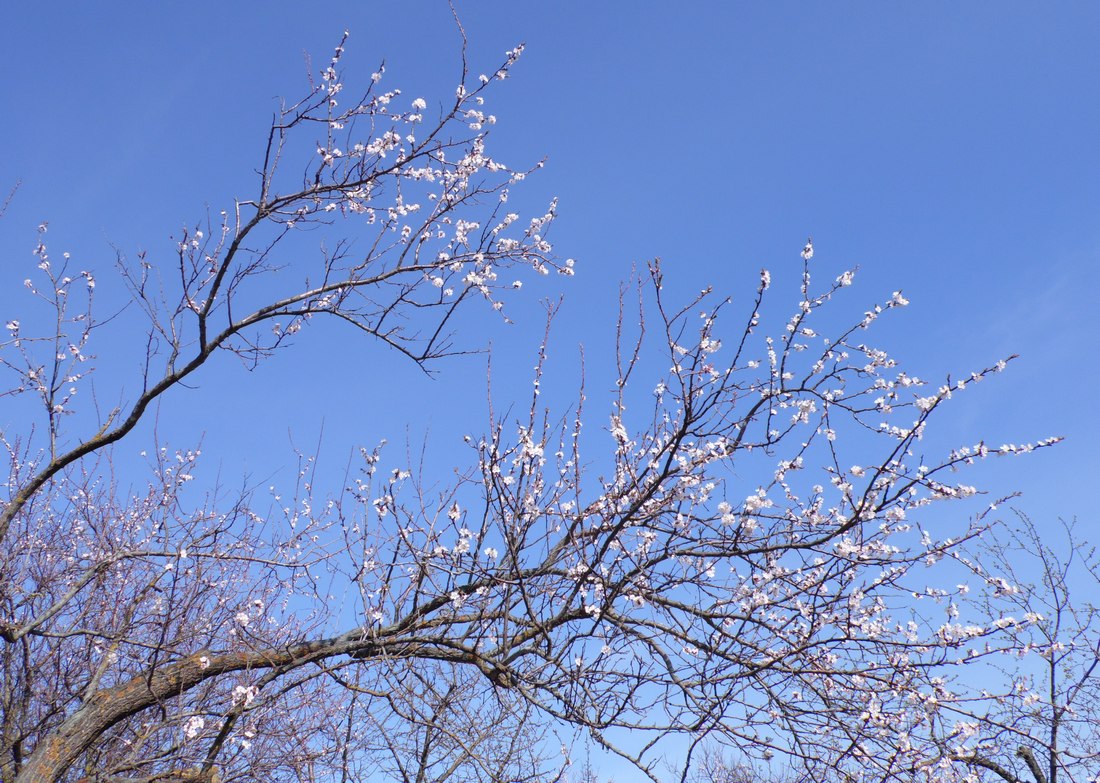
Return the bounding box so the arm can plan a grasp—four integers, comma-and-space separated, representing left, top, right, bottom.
920, 514, 1100, 783
0, 35, 1056, 783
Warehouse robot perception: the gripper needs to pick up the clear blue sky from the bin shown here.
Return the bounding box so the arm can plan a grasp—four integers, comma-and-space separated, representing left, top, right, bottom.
1, 3, 1097, 531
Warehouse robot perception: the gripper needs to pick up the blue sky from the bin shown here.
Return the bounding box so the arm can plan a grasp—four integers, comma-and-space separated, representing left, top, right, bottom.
1, 3, 1098, 532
